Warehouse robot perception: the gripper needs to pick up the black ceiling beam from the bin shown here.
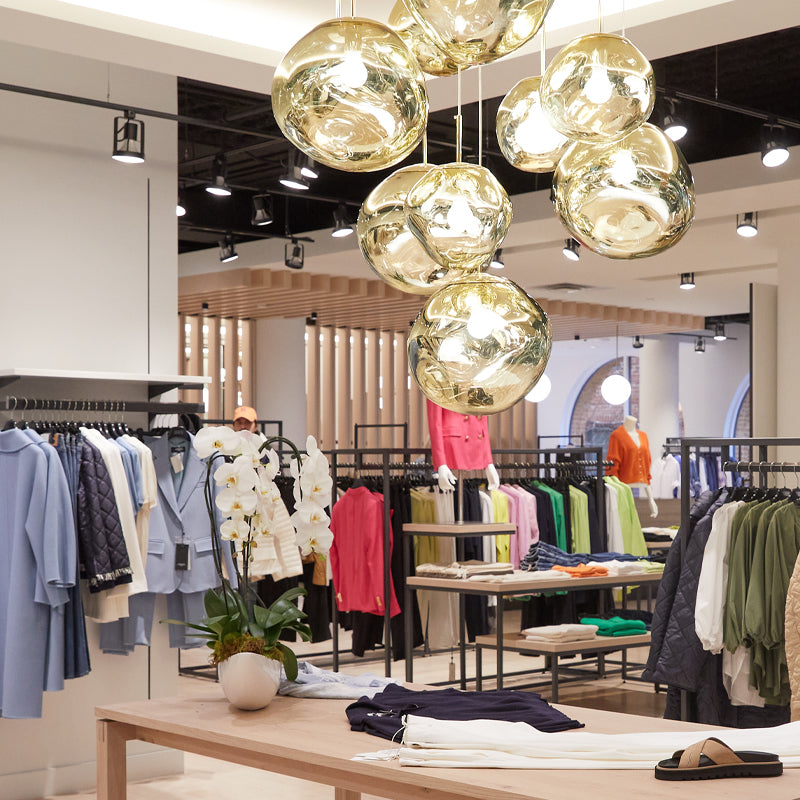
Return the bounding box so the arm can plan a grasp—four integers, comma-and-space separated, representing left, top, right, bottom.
180, 223, 314, 243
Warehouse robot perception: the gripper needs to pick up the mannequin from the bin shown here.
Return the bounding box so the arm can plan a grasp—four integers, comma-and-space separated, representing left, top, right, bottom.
606, 415, 658, 518
426, 399, 500, 493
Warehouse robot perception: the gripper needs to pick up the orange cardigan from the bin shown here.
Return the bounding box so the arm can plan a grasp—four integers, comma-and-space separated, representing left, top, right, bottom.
605, 426, 652, 484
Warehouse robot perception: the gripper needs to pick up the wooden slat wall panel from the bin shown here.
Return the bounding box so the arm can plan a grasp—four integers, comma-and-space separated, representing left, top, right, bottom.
222, 317, 239, 420
524, 396, 537, 449
335, 327, 351, 448
365, 329, 380, 449
351, 329, 365, 449
306, 324, 321, 441
206, 317, 221, 420
239, 319, 253, 411
321, 327, 336, 450
380, 331, 394, 449
409, 376, 423, 449
393, 332, 409, 449
185, 316, 203, 404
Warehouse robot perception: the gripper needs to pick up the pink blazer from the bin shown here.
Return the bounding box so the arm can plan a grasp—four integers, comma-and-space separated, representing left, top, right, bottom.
427, 399, 493, 471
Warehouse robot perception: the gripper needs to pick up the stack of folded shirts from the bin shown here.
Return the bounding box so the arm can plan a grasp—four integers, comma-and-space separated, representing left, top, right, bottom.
552, 563, 609, 578
416, 561, 514, 579
579, 616, 648, 637
521, 624, 599, 643
519, 541, 652, 572
467, 569, 570, 583
638, 560, 665, 573
585, 559, 647, 576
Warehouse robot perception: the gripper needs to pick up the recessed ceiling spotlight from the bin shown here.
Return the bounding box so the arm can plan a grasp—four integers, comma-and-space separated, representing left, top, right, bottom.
206, 154, 231, 196
112, 110, 145, 164
736, 211, 758, 238
679, 272, 695, 290
490, 249, 505, 269
713, 322, 727, 341
562, 238, 580, 261
761, 122, 790, 168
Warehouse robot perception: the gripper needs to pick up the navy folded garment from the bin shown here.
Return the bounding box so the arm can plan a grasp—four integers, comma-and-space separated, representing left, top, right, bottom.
345, 684, 584, 740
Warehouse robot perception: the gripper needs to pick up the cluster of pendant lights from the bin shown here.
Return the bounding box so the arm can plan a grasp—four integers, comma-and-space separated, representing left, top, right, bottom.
268, 0, 700, 415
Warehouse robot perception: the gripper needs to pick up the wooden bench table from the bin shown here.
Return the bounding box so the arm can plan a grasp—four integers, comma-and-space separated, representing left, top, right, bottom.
96, 691, 800, 800
474, 632, 652, 700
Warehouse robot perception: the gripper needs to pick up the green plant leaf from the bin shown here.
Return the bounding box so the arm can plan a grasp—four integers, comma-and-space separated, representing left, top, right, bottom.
204, 589, 228, 618
273, 586, 308, 606
160, 618, 216, 636
248, 621, 265, 638
253, 604, 269, 628
275, 641, 298, 681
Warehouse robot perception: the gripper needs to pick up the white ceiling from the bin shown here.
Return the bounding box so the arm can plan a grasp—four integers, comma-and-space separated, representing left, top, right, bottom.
1, 0, 797, 321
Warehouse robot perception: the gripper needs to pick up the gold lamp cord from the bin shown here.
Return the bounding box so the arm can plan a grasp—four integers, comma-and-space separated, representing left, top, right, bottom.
455, 66, 463, 162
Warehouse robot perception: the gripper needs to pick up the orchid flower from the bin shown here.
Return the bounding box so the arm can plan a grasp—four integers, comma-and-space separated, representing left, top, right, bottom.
214, 456, 258, 492
220, 516, 250, 541
216, 487, 257, 517
194, 426, 241, 459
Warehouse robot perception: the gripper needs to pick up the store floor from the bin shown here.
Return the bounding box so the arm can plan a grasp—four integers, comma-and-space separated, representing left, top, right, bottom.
49, 616, 665, 800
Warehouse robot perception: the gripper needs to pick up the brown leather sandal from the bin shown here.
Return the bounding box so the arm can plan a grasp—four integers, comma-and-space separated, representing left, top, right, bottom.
654, 736, 783, 781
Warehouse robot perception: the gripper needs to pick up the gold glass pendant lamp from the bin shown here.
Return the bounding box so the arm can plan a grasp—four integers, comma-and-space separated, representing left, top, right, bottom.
388, 0, 459, 76
407, 272, 552, 414
403, 0, 555, 68
496, 25, 570, 173
540, 32, 654, 142
551, 122, 695, 259
271, 11, 428, 172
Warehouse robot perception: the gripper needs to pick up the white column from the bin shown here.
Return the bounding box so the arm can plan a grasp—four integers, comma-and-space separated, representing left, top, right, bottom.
638, 336, 680, 465
751, 282, 777, 437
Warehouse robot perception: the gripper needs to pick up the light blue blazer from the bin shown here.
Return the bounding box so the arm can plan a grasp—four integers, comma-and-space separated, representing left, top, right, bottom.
144, 433, 237, 594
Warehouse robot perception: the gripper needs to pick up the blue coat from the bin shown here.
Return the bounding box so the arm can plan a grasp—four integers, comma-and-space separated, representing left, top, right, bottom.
0, 429, 76, 717
144, 433, 236, 594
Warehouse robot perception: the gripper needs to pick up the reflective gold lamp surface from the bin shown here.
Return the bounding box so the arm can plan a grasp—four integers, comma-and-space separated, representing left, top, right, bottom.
271, 17, 428, 172
552, 122, 696, 259
408, 273, 552, 414
388, 1, 459, 76
496, 76, 570, 172
404, 0, 555, 67
540, 33, 655, 142
405, 162, 513, 271
358, 164, 480, 295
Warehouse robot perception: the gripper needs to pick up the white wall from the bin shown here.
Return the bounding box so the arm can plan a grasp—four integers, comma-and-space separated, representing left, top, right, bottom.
0, 42, 182, 799
255, 317, 307, 448
678, 323, 750, 437
639, 336, 681, 460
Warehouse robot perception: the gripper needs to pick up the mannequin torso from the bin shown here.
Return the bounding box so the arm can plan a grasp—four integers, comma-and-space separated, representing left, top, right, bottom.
608, 415, 658, 518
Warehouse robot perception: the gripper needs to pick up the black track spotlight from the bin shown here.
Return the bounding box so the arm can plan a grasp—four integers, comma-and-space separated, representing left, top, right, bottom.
251, 194, 274, 226
280, 150, 310, 191
562, 238, 580, 261
285, 239, 304, 269
695, 337, 705, 353
761, 122, 790, 168
206, 154, 231, 196
713, 322, 727, 342
331, 204, 353, 238
219, 234, 238, 264
632, 335, 644, 349
300, 155, 319, 180
679, 272, 695, 290
662, 98, 687, 143
112, 110, 145, 164
736, 211, 758, 238
490, 249, 505, 269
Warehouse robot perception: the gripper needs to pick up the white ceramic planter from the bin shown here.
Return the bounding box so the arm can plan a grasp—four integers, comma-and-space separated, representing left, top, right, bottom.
217, 652, 282, 710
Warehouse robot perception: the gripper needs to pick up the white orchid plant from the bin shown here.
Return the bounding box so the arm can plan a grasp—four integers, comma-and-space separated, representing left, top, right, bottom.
164, 428, 333, 679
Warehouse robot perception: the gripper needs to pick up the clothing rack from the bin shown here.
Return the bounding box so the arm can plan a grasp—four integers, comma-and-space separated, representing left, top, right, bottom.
678, 437, 800, 720
537, 434, 585, 448
353, 422, 409, 450
1, 394, 204, 418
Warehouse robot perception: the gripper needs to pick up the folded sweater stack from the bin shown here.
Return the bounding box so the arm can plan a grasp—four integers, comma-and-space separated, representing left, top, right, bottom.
580, 616, 648, 637
552, 564, 608, 578
521, 624, 599, 643
416, 561, 514, 579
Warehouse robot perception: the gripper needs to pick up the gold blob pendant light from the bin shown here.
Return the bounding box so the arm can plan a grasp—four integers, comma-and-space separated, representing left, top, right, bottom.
540, 33, 654, 142
404, 0, 555, 68
404, 162, 513, 272
552, 122, 695, 259
271, 17, 428, 172
358, 164, 479, 294
388, 1, 459, 77
408, 273, 552, 414
496, 76, 570, 172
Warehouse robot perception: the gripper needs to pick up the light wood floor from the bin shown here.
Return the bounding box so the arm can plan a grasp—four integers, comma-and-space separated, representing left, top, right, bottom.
48, 617, 665, 799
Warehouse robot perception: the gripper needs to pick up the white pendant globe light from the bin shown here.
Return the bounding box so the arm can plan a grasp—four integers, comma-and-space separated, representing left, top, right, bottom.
600, 373, 631, 405
525, 374, 552, 403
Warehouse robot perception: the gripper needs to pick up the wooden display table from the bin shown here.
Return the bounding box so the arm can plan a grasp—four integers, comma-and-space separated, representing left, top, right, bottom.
96, 692, 800, 800
474, 632, 652, 700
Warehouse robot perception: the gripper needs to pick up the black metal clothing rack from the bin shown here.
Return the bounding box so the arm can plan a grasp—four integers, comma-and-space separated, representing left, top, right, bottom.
677, 436, 800, 720
2, 394, 204, 419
